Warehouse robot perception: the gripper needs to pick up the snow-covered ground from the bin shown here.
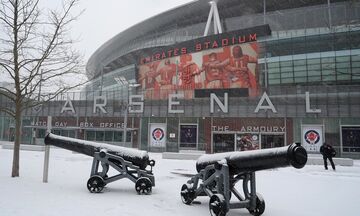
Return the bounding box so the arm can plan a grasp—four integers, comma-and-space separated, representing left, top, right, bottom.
1, 148, 359, 216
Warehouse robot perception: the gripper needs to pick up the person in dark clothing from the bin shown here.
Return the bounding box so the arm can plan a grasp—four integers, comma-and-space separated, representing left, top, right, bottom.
320, 143, 336, 170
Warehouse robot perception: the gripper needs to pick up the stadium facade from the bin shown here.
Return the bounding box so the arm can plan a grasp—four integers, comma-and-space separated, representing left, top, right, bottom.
1, 0, 360, 158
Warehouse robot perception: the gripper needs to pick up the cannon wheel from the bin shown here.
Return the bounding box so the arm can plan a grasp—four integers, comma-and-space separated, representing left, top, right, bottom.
135, 177, 152, 195
209, 194, 228, 216
87, 175, 105, 193
180, 184, 196, 205
248, 193, 265, 216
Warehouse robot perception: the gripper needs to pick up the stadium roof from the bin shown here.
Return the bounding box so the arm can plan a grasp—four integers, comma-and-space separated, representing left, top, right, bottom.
86, 0, 346, 79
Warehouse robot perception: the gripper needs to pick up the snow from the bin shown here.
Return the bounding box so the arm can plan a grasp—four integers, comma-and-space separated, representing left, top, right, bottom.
1, 147, 360, 216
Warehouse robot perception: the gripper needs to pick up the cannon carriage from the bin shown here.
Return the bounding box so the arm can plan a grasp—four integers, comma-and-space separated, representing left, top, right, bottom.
44, 133, 155, 194
180, 143, 307, 216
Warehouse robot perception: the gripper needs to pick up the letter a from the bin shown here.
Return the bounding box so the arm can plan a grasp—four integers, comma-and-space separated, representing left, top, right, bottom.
254, 92, 277, 113
61, 98, 76, 113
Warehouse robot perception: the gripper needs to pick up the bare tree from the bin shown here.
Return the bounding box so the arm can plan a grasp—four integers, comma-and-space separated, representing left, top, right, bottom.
0, 0, 86, 177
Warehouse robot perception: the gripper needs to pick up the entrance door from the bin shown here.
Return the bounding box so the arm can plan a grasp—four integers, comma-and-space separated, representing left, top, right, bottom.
261, 134, 284, 149
213, 133, 235, 153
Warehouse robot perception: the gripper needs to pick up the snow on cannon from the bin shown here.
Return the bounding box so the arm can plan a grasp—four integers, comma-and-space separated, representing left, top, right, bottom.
44, 133, 155, 194
180, 143, 307, 216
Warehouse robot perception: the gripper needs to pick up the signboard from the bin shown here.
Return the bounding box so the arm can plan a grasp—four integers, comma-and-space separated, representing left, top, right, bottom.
180, 125, 197, 148
149, 123, 166, 147
137, 25, 271, 100
302, 125, 323, 152
138, 43, 259, 100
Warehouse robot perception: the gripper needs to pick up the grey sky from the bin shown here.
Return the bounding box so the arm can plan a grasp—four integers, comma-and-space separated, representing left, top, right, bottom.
70, 0, 194, 63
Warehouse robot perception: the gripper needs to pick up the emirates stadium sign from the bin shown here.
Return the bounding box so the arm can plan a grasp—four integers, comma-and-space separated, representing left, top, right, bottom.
139, 25, 271, 64
137, 25, 271, 99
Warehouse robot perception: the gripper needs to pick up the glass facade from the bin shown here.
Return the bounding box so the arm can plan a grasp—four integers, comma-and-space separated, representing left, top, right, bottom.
262, 29, 360, 86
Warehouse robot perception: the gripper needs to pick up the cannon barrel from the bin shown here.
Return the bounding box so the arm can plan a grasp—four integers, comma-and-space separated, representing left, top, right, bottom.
44, 133, 150, 170
196, 143, 307, 175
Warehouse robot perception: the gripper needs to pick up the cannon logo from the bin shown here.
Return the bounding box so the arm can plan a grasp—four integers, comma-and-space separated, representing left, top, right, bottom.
304, 130, 320, 145
152, 128, 165, 141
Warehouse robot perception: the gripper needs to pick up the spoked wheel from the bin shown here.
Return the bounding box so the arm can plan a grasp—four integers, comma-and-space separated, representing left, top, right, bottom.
95, 173, 108, 185
209, 194, 228, 216
180, 184, 196, 205
248, 193, 265, 216
87, 175, 105, 193
135, 177, 152, 195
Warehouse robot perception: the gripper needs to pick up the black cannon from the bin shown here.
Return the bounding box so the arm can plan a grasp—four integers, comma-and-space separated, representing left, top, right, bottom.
180, 143, 307, 216
44, 133, 155, 194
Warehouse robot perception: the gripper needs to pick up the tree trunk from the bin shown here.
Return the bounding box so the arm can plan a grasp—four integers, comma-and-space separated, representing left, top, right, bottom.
11, 106, 22, 177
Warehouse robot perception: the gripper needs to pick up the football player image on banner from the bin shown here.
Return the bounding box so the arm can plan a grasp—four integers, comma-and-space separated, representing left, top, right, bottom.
138, 42, 259, 100
149, 123, 166, 147
236, 134, 260, 151
138, 57, 179, 100
302, 125, 323, 152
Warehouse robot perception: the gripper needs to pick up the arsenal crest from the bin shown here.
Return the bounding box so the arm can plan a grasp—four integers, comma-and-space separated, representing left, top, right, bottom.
304, 130, 320, 145
152, 128, 165, 141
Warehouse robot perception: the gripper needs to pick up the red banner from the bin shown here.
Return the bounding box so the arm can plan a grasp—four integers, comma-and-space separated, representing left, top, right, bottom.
138, 42, 259, 99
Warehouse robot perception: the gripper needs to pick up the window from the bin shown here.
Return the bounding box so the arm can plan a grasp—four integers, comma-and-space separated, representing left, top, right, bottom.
38, 129, 46, 138
336, 62, 349, 69
269, 79, 281, 85
180, 125, 197, 149
114, 131, 123, 142
307, 58, 320, 65
294, 65, 307, 72
294, 77, 307, 82
351, 61, 360, 68
342, 126, 360, 153
268, 73, 280, 79
281, 72, 293, 78
68, 130, 75, 138
126, 131, 131, 142
280, 61, 292, 67
280, 66, 293, 73
53, 130, 61, 135
337, 69, 351, 81
105, 131, 113, 142
281, 78, 294, 84
96, 131, 105, 141
294, 70, 307, 77
61, 130, 68, 137
307, 64, 320, 71
86, 130, 95, 141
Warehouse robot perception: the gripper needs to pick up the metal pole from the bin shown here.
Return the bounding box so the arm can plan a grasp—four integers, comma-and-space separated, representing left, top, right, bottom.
123, 85, 128, 146
203, 2, 215, 36
34, 69, 43, 145
263, 0, 266, 24
213, 1, 222, 34
38, 69, 43, 100
263, 0, 269, 89
176, 60, 179, 92
327, 0, 332, 30
100, 66, 104, 95
43, 116, 52, 183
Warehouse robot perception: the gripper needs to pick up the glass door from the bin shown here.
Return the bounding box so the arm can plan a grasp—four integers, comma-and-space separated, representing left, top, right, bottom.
213, 133, 235, 153
261, 134, 284, 149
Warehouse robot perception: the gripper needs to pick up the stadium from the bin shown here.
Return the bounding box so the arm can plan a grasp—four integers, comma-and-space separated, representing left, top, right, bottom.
1, 0, 360, 158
